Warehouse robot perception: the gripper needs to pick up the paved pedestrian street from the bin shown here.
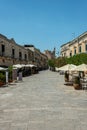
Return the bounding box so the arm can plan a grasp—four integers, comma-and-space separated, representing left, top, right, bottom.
0, 70, 87, 130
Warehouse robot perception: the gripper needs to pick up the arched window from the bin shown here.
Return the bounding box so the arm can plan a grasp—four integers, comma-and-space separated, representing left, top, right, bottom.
74, 48, 76, 55
19, 52, 22, 60
12, 48, 15, 58
25, 54, 27, 60
85, 43, 87, 52
1, 44, 5, 56
70, 51, 72, 57
64, 53, 66, 57
79, 46, 81, 53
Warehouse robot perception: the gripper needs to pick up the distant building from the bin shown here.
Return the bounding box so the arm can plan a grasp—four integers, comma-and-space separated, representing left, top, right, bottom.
44, 48, 56, 59
24, 45, 35, 64
60, 31, 87, 57
24, 44, 48, 69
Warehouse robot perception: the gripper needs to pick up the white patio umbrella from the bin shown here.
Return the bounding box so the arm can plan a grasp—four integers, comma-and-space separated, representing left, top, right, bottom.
58, 64, 77, 71
13, 64, 23, 69
74, 63, 87, 71
29, 64, 37, 68
0, 67, 7, 71
55, 67, 59, 72
25, 64, 37, 68
21, 64, 26, 67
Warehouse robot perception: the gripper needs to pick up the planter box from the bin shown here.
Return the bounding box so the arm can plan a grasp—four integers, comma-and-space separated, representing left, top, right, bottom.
0, 82, 5, 87
73, 83, 81, 90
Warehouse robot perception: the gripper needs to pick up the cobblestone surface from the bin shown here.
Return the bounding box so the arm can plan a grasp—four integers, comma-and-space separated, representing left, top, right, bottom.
0, 70, 87, 130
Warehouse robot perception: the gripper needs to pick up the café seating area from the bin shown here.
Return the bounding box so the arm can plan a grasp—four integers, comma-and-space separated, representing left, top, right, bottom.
56, 63, 87, 90
80, 78, 87, 90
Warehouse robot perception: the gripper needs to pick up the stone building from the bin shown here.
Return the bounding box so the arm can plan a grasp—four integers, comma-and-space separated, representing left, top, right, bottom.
44, 48, 56, 59
0, 34, 48, 69
40, 52, 48, 70
0, 34, 28, 67
61, 31, 87, 57
24, 45, 34, 64
24, 45, 48, 70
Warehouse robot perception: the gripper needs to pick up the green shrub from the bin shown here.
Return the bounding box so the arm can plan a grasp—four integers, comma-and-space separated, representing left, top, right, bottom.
0, 72, 6, 83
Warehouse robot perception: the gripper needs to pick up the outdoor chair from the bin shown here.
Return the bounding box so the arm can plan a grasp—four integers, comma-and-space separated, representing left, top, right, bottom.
81, 82, 87, 90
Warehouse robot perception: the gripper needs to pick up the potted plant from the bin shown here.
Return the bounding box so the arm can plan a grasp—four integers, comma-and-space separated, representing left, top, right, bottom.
73, 76, 81, 90
0, 72, 6, 87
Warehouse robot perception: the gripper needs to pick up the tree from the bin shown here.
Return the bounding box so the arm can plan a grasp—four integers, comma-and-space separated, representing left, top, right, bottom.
48, 59, 55, 67
66, 53, 87, 65
50, 53, 87, 68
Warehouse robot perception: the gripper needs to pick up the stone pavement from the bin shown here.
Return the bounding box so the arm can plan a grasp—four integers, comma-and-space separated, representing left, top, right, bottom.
0, 70, 87, 130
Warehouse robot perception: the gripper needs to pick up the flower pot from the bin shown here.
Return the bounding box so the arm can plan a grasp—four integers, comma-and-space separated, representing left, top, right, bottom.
73, 83, 81, 90
0, 82, 5, 87
9, 80, 13, 83
73, 76, 81, 90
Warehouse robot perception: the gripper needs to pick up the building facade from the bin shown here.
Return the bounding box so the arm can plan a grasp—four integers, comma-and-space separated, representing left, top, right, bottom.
24, 45, 48, 70
24, 45, 35, 64
0, 34, 28, 67
61, 31, 87, 58
0, 34, 48, 69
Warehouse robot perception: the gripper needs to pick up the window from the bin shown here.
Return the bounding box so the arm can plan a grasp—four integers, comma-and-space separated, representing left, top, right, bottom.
85, 44, 87, 52
79, 46, 81, 53
25, 54, 27, 60
19, 52, 22, 60
64, 53, 66, 57
70, 52, 72, 57
12, 49, 15, 58
1, 44, 5, 56
74, 48, 76, 55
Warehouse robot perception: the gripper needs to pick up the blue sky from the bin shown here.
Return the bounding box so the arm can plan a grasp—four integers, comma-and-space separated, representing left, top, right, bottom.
0, 0, 87, 53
